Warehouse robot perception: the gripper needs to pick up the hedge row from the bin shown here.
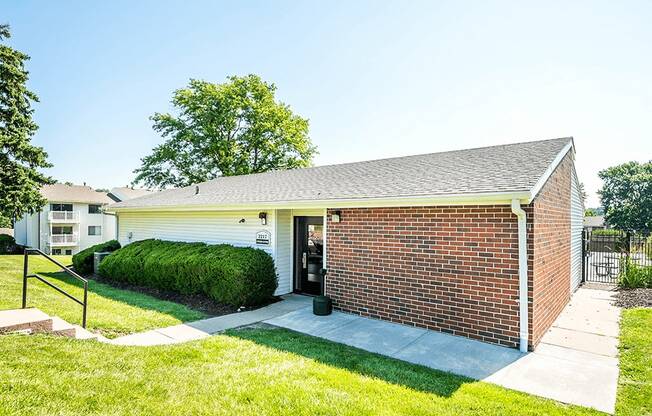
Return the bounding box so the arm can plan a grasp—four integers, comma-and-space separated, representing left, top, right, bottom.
98, 239, 278, 307
72, 240, 121, 274
592, 229, 624, 236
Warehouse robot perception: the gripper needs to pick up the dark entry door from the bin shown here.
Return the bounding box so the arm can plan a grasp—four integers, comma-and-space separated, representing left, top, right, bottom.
294, 216, 324, 295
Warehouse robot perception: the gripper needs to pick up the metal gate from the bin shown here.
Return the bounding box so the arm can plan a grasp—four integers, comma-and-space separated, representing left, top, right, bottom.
582, 230, 651, 284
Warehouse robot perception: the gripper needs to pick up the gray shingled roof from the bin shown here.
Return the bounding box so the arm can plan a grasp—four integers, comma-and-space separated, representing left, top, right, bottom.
41, 184, 114, 204
109, 187, 155, 201
111, 137, 573, 209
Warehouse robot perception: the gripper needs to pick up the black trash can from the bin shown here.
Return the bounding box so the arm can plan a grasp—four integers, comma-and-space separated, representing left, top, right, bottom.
313, 295, 332, 316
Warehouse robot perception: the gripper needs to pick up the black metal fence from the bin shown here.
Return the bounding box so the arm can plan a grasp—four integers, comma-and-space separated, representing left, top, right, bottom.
583, 230, 652, 284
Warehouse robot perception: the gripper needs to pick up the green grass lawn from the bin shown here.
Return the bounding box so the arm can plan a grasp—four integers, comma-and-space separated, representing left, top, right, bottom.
616, 308, 652, 416
0, 255, 205, 337
1, 252, 649, 415
0, 326, 601, 416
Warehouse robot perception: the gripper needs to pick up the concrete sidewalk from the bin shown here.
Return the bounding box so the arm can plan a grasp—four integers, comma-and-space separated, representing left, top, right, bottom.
265, 307, 525, 379
486, 287, 621, 413
265, 287, 621, 414
106, 287, 620, 413
109, 295, 312, 346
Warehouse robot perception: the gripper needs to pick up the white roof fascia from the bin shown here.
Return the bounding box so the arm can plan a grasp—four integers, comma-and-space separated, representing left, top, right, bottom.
527, 140, 574, 202
106, 190, 532, 213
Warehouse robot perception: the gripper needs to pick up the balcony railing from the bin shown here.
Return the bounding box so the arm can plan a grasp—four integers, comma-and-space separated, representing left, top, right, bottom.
48, 211, 79, 222
49, 234, 79, 246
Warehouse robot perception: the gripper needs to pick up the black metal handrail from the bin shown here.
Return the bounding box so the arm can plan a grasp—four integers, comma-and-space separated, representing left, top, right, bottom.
22, 248, 88, 328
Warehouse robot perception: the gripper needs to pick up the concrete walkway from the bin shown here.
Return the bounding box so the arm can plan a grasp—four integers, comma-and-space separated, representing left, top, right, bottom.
106, 287, 620, 413
109, 295, 312, 346
265, 287, 621, 414
486, 287, 621, 413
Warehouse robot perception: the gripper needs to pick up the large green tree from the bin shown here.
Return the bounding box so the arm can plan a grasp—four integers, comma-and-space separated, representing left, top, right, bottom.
134, 75, 316, 188
598, 161, 652, 232
0, 214, 10, 228
0, 25, 52, 219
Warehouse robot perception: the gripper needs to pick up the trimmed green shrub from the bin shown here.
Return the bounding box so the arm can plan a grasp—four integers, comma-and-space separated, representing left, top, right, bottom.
72, 240, 121, 275
98, 239, 278, 306
592, 229, 624, 236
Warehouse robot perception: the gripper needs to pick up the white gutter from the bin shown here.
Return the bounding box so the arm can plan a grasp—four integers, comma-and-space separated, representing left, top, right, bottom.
511, 199, 529, 353
106, 191, 532, 213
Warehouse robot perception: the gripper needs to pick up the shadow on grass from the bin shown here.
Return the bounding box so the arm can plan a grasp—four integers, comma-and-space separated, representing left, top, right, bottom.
36, 271, 204, 322
226, 325, 469, 398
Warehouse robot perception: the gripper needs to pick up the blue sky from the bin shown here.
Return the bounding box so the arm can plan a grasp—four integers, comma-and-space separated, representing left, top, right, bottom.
4, 1, 651, 206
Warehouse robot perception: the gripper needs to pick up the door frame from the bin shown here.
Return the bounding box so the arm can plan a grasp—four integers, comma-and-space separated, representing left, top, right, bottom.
292, 214, 326, 295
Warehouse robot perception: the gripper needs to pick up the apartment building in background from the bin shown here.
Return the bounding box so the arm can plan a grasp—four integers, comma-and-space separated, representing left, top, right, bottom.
14, 184, 151, 255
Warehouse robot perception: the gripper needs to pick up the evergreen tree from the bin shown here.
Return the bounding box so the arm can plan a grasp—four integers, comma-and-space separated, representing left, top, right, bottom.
0, 24, 52, 219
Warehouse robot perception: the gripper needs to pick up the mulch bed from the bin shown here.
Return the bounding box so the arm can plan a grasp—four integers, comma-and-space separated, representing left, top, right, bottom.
614, 288, 652, 309
88, 274, 279, 317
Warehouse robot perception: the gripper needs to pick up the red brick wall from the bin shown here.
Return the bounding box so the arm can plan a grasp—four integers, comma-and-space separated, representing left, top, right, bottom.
325, 206, 522, 348
529, 153, 573, 346
324, 155, 572, 350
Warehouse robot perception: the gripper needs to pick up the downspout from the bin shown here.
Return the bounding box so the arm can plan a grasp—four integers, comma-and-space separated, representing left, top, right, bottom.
511, 199, 529, 353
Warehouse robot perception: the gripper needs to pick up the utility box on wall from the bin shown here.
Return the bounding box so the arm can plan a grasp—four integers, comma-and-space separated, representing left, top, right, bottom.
93, 252, 112, 275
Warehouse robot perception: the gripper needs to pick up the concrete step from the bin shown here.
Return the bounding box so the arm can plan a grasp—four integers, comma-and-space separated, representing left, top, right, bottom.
95, 334, 110, 343
50, 316, 78, 337
0, 309, 104, 341
0, 308, 53, 334
72, 324, 108, 342
51, 317, 107, 341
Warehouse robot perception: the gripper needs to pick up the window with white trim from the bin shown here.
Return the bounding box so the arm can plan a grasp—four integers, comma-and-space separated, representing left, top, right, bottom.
51, 203, 73, 211
88, 226, 102, 236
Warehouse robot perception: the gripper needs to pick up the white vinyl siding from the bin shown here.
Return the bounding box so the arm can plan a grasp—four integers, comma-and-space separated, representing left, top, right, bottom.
13, 215, 29, 246
118, 210, 274, 252
570, 169, 584, 291
274, 210, 292, 295
117, 209, 294, 296
13, 212, 41, 249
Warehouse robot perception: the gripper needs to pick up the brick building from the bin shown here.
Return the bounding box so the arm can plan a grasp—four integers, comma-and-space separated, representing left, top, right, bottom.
109, 137, 583, 351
